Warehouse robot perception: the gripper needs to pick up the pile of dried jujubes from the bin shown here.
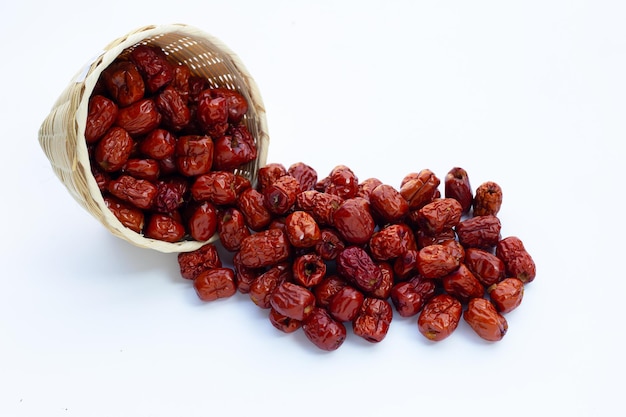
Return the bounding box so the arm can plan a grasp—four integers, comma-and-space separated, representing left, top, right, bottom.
85, 43, 536, 351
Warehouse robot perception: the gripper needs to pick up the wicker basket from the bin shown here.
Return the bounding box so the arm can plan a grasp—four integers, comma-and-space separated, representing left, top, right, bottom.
38, 24, 269, 253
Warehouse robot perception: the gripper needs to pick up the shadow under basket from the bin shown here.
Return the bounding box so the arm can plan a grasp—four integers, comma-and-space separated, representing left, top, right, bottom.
38, 23, 269, 253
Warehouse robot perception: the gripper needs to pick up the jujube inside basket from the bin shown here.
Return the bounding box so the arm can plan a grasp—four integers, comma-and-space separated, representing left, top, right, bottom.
38, 24, 269, 253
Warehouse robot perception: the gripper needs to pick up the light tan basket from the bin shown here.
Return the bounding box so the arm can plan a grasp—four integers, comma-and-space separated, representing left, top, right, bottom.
38, 24, 269, 253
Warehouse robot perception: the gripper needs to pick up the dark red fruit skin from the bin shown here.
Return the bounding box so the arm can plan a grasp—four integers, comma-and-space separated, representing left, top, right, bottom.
416, 198, 463, 236
187, 201, 218, 242
238, 228, 292, 269
269, 308, 301, 334
464, 248, 506, 287
456, 215, 502, 250
130, 44, 175, 93
177, 244, 222, 280
393, 249, 419, 281
328, 286, 365, 322
369, 223, 416, 261
107, 175, 157, 210
314, 275, 347, 309
399, 169, 440, 210
356, 178, 383, 202
256, 163, 287, 193
473, 181, 503, 216
194, 88, 248, 132
370, 262, 394, 299
187, 76, 209, 104
158, 156, 178, 176
496, 236, 536, 284
193, 268, 237, 302
264, 175, 301, 216
400, 172, 420, 187
336, 246, 383, 293
302, 307, 347, 351
213, 125, 257, 171
296, 191, 342, 227
488, 277, 524, 313
390, 281, 423, 318
325, 165, 359, 199
217, 208, 251, 252
236, 188, 272, 232
416, 228, 457, 249
288, 162, 318, 191
91, 164, 110, 191
85, 95, 118, 143
315, 229, 346, 261
285, 210, 322, 249
441, 239, 465, 264
123, 158, 160, 182
249, 265, 290, 309
190, 171, 243, 206
196, 93, 228, 135
268, 217, 287, 231
416, 244, 461, 279
85, 54, 535, 349
175, 135, 214, 177
445, 167, 473, 214
417, 294, 462, 342
463, 298, 508, 341
144, 213, 186, 242
332, 198, 376, 245
95, 126, 134, 172
208, 88, 249, 123
441, 263, 485, 304
101, 61, 145, 107
233, 175, 252, 197
292, 253, 326, 287
233, 251, 260, 294
140, 129, 177, 160
103, 195, 144, 233
352, 298, 393, 343
171, 64, 191, 102
270, 282, 316, 321
153, 177, 188, 213
115, 98, 162, 136
369, 184, 409, 224
409, 276, 438, 305
156, 85, 191, 131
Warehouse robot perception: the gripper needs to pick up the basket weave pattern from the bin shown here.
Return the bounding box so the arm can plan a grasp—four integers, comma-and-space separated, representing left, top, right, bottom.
38, 24, 269, 253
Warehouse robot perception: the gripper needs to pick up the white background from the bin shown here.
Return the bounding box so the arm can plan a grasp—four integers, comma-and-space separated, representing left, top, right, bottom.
1, 1, 623, 416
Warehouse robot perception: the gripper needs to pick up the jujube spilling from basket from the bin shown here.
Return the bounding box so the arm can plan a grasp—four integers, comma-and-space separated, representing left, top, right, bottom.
39, 24, 269, 253
39, 24, 537, 352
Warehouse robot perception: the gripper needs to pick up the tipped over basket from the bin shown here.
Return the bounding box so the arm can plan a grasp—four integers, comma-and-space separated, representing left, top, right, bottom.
38, 24, 270, 253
